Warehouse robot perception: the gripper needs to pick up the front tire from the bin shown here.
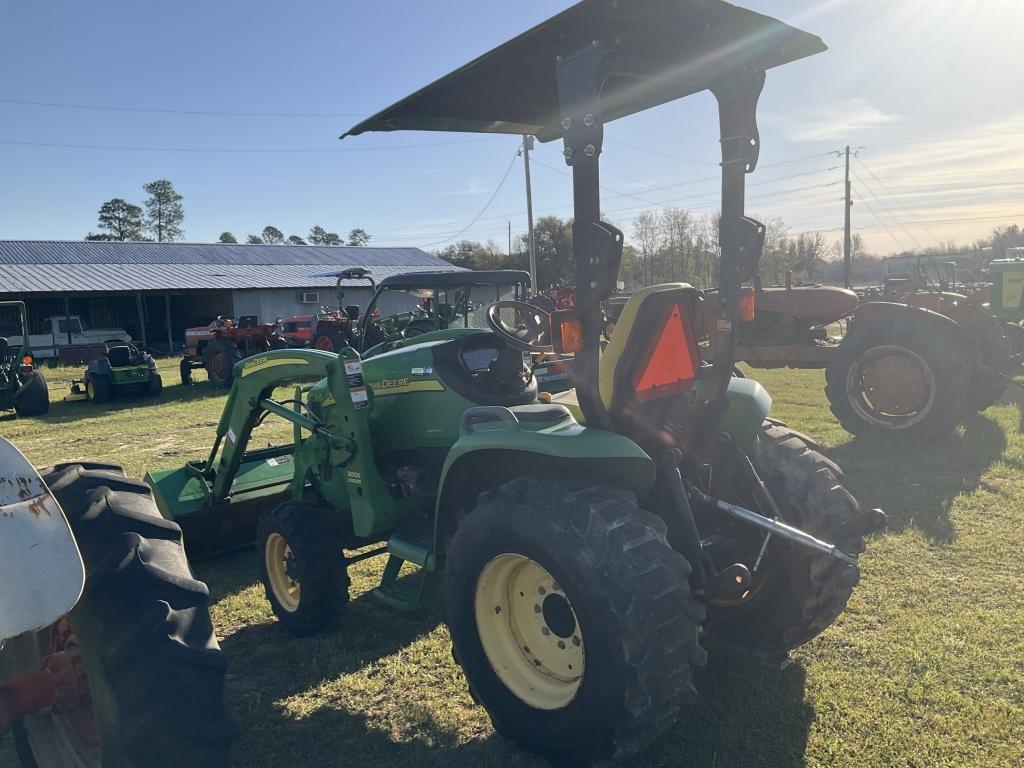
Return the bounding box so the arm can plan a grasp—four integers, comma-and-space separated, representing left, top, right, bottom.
705, 423, 864, 658
256, 501, 349, 636
84, 374, 112, 404
826, 315, 969, 439
11, 463, 235, 767
14, 371, 49, 417
442, 477, 705, 765
180, 358, 194, 386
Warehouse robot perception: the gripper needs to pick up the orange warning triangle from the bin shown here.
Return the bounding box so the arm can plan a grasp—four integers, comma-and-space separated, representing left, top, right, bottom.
635, 305, 696, 395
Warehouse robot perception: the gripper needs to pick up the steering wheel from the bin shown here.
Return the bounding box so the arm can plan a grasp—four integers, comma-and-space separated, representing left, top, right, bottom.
486, 301, 553, 352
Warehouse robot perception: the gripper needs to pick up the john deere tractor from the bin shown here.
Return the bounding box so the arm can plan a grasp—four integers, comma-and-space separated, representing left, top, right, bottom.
146, 1, 885, 763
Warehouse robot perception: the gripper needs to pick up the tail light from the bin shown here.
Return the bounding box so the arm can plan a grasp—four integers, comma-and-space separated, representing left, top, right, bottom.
551, 310, 583, 354
19, 355, 33, 374
739, 288, 756, 323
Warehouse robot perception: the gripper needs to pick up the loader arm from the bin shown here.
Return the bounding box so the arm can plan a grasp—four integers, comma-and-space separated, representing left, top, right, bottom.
202, 350, 340, 501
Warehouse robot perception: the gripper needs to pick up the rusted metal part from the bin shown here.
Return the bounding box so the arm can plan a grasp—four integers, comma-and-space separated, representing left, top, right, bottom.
858, 348, 930, 415
0, 438, 85, 642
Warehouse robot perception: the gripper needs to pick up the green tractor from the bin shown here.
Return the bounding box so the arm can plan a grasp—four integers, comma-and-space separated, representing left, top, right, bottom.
146, 1, 885, 762
66, 341, 162, 404
0, 301, 49, 418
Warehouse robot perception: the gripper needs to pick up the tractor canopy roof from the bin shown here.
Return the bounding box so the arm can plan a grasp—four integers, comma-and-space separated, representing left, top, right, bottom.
376, 270, 531, 290
342, 0, 825, 142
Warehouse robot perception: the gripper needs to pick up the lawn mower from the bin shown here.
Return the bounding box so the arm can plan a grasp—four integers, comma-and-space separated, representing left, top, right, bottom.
180, 315, 289, 388
145, 1, 885, 762
0, 301, 49, 419
66, 341, 163, 404
0, 437, 232, 767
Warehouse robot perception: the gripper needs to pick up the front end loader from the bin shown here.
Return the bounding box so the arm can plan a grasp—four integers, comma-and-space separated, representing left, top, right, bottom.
146, 1, 886, 763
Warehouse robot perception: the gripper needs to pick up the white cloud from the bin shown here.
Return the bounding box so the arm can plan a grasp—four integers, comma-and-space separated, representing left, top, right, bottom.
781, 98, 901, 143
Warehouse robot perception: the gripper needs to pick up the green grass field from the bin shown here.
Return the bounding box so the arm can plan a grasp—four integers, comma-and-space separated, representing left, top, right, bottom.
2, 358, 1022, 767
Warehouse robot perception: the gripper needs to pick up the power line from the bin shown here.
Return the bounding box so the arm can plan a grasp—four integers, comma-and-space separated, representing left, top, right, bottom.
852, 188, 908, 251
604, 138, 718, 165
0, 137, 502, 154
859, 128, 1024, 150
0, 96, 367, 118
851, 174, 924, 250
416, 145, 523, 248
855, 156, 944, 247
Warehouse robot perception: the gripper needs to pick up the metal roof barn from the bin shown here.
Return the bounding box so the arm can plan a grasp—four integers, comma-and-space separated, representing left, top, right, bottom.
0, 241, 458, 292
0, 241, 462, 355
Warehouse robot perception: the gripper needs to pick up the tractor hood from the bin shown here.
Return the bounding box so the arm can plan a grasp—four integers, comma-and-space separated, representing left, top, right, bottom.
342, 0, 825, 142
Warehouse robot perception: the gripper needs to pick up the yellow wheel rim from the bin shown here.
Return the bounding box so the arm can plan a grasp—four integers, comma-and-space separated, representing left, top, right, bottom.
265, 533, 300, 612
86, 380, 94, 399
475, 554, 584, 710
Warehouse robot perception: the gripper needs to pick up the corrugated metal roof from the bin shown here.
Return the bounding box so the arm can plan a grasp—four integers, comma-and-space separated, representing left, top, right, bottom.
0, 241, 461, 293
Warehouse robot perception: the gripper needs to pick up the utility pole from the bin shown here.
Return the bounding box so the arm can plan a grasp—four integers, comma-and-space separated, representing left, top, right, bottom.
522, 135, 537, 293
507, 221, 512, 258
843, 145, 853, 288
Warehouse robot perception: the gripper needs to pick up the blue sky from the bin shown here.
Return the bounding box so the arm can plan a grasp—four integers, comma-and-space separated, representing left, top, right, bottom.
1, 0, 1022, 254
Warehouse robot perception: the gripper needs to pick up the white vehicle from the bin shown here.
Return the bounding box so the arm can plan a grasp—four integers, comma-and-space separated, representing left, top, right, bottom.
5, 315, 132, 359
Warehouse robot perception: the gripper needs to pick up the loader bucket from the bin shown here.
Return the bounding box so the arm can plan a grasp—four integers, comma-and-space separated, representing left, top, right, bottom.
145, 451, 296, 556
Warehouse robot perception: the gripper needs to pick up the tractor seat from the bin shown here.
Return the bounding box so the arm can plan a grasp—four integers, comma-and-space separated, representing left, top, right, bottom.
105, 345, 134, 367
549, 283, 702, 424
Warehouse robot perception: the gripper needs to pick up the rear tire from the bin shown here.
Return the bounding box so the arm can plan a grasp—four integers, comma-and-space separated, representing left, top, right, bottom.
969, 316, 1010, 411
704, 423, 865, 658
11, 463, 235, 767
204, 338, 243, 388
256, 501, 349, 636
312, 330, 347, 353
14, 371, 49, 417
826, 315, 968, 439
146, 372, 163, 397
84, 374, 112, 404
442, 476, 705, 765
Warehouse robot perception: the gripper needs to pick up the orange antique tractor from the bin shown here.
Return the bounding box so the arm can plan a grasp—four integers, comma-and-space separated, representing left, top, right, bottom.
180, 315, 288, 387
700, 261, 1012, 439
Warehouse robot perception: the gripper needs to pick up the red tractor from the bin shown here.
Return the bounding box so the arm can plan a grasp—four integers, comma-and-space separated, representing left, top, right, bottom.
697, 262, 1013, 440
279, 268, 375, 353
180, 315, 288, 387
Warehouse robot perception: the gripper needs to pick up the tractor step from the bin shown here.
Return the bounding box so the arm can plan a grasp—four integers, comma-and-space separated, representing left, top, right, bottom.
373, 519, 436, 611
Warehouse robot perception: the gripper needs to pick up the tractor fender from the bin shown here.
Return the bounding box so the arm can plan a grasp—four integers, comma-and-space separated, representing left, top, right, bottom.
89, 356, 113, 375
852, 301, 974, 346
433, 408, 655, 558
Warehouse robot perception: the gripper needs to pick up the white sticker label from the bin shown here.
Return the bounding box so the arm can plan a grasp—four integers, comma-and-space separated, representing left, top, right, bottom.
227, 427, 237, 444
716, 319, 732, 332
350, 386, 369, 407
344, 361, 363, 376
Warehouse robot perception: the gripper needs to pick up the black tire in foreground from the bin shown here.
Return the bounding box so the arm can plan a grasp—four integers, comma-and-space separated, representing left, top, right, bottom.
442, 476, 705, 765
11, 463, 234, 767
146, 373, 163, 397
705, 423, 864, 659
256, 501, 349, 636
204, 338, 243, 388
13, 371, 49, 417
825, 314, 969, 439
84, 374, 112, 404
